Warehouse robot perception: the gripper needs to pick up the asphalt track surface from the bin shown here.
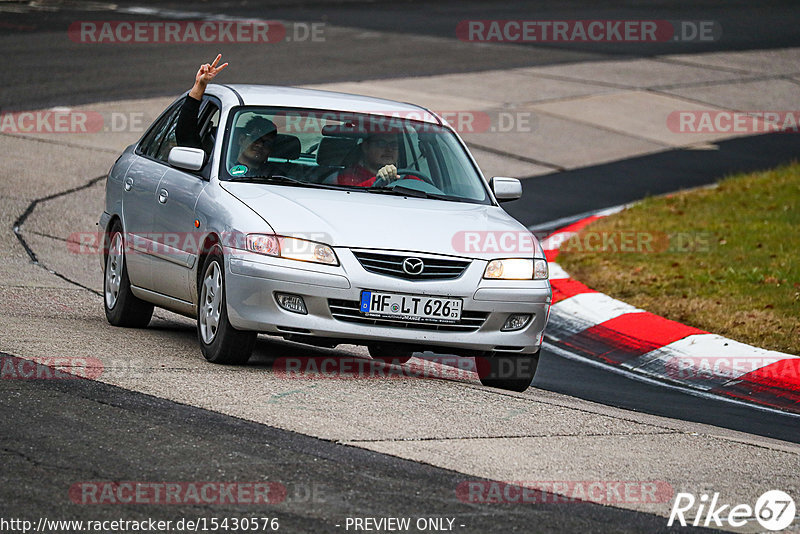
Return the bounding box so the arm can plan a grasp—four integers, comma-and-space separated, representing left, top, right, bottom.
2, 353, 711, 533
3, 0, 800, 110
2, 0, 800, 531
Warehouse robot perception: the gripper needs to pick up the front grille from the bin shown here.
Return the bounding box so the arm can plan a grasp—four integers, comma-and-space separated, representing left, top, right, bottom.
328, 299, 488, 332
352, 251, 470, 281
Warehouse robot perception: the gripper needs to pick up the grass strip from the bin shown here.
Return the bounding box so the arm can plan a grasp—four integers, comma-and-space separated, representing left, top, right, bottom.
558, 161, 799, 355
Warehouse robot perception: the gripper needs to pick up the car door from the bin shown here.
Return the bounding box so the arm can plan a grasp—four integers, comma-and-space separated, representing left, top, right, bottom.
150, 98, 220, 302
122, 100, 183, 291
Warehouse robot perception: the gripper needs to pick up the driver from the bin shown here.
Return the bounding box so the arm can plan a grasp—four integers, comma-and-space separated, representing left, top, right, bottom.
336, 133, 419, 187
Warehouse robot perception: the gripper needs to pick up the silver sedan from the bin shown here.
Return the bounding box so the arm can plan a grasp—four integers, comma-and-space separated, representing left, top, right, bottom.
100, 84, 551, 391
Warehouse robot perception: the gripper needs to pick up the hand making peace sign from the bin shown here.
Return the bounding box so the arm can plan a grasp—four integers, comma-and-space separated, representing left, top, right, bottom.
189, 53, 228, 100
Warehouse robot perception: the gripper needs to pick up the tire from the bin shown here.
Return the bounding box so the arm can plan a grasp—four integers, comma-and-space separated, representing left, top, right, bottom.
368, 343, 413, 364
103, 222, 154, 328
197, 246, 256, 364
476, 350, 540, 392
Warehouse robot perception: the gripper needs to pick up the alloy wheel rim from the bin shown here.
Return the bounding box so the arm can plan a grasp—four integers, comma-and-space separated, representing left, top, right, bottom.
104, 233, 123, 310
199, 261, 222, 344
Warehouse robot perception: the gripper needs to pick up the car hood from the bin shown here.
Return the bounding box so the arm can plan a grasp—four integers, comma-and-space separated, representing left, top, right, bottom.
221, 183, 543, 259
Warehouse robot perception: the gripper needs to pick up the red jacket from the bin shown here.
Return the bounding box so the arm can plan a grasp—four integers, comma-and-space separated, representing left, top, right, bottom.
336, 165, 421, 187
336, 165, 378, 187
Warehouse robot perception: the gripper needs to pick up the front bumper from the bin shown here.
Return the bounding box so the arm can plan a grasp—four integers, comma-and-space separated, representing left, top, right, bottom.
224, 248, 552, 354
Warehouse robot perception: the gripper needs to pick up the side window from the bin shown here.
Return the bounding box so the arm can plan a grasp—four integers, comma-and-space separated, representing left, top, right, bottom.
198, 102, 220, 154
153, 105, 184, 162
139, 100, 183, 159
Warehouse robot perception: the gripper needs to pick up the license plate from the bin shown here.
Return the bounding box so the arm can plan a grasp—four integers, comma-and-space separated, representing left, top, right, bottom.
359, 291, 462, 323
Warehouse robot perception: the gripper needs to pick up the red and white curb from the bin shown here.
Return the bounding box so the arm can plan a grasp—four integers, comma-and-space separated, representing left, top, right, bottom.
541, 209, 800, 414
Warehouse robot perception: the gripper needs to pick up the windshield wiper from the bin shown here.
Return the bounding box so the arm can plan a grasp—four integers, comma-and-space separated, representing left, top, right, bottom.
365, 184, 453, 201
228, 175, 345, 190
229, 174, 302, 184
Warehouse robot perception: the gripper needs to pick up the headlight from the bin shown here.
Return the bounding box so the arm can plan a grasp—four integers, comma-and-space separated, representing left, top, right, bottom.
484, 258, 548, 280
246, 234, 339, 266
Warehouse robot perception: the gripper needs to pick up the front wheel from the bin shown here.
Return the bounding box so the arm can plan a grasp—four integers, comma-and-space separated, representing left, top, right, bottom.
477, 350, 540, 392
197, 246, 256, 364
103, 222, 153, 328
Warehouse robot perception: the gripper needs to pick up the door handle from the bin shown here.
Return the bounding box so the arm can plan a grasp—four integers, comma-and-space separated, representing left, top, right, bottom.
124, 178, 133, 191
158, 188, 169, 204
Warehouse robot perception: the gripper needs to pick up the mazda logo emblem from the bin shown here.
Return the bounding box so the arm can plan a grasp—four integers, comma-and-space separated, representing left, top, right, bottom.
402, 257, 425, 275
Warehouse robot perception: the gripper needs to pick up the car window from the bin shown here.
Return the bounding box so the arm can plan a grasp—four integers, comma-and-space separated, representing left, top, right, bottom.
206, 106, 220, 130
139, 100, 183, 159
153, 107, 183, 162
400, 129, 434, 179
198, 101, 220, 154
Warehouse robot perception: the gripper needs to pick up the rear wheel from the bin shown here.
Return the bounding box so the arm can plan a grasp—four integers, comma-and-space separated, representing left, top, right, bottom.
197, 246, 256, 364
103, 222, 153, 328
368, 343, 413, 364
476, 350, 539, 392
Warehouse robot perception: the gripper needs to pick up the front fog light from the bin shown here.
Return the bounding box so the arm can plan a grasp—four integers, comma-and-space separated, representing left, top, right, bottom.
275, 293, 307, 314
502, 313, 532, 332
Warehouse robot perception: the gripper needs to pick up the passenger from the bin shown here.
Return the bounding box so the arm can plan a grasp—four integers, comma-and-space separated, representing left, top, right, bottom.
175, 53, 228, 150
176, 54, 280, 176
229, 117, 279, 176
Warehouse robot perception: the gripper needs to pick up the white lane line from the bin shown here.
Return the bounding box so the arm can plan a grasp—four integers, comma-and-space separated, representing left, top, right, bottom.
116, 5, 275, 23
528, 203, 631, 233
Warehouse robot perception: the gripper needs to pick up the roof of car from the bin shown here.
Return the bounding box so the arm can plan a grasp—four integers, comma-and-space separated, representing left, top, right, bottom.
211, 84, 442, 125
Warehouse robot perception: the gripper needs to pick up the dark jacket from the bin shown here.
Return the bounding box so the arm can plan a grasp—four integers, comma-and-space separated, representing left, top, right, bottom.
175, 96, 207, 151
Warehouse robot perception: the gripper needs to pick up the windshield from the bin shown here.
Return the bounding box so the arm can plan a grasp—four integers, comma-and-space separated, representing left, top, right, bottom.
220, 107, 491, 204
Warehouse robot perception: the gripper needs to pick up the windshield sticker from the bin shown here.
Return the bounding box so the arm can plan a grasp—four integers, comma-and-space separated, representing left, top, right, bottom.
229, 164, 248, 176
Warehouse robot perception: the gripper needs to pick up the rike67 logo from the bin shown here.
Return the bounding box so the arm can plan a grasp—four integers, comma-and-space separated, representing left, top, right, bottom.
668, 490, 796, 531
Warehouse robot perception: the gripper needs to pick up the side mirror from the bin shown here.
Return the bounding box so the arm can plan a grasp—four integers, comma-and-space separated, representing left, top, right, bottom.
491, 177, 522, 202
168, 146, 205, 172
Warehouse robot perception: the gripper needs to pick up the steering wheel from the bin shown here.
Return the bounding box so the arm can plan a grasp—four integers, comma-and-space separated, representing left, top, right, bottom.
395, 168, 435, 186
